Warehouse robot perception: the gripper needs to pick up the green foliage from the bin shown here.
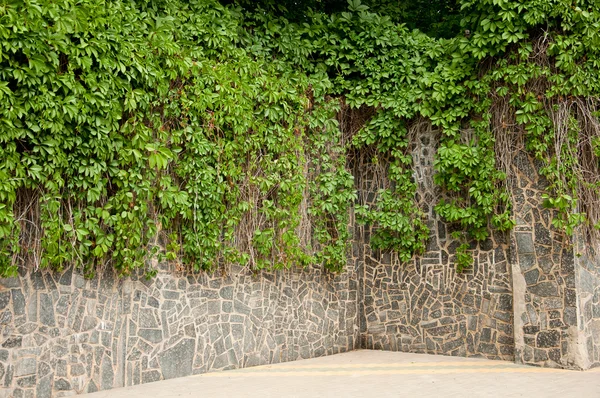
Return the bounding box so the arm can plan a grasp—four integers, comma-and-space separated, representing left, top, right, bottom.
455, 243, 474, 273
0, 0, 355, 277
3, 0, 600, 277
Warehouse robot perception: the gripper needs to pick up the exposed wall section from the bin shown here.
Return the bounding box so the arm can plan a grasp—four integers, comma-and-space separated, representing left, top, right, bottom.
575, 242, 600, 368
510, 151, 588, 369
354, 129, 515, 360
0, 264, 358, 398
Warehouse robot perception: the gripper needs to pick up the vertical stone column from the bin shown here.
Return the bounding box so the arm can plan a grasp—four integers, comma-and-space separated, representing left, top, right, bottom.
510, 152, 589, 369
573, 240, 600, 368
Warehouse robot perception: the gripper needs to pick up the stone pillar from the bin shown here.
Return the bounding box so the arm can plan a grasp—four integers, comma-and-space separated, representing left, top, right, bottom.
510, 152, 592, 369
573, 239, 600, 368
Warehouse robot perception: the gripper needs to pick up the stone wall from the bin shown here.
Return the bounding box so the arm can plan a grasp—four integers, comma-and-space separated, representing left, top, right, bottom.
353, 130, 515, 361
0, 264, 358, 397
3, 129, 600, 398
575, 244, 600, 368
509, 152, 584, 368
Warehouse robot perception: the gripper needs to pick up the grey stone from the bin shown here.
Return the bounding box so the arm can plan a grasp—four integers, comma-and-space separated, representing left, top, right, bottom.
101, 357, 114, 390
142, 370, 162, 384
0, 349, 8, 362
15, 358, 36, 377
39, 294, 56, 326
37, 362, 51, 378
139, 329, 163, 343
159, 338, 195, 380
518, 254, 536, 272
36, 375, 53, 398
529, 282, 559, 297
11, 289, 25, 316
516, 233, 534, 254
87, 381, 99, 393
220, 286, 234, 300
524, 269, 539, 285
55, 378, 72, 391
0, 291, 10, 310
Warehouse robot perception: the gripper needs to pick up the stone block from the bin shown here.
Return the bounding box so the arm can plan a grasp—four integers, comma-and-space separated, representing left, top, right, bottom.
159, 339, 195, 380
536, 330, 560, 348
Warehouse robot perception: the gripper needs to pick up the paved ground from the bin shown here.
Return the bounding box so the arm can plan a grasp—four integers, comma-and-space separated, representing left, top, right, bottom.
88, 350, 600, 397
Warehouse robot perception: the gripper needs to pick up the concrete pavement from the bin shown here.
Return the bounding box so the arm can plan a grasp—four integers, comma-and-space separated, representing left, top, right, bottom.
87, 350, 600, 397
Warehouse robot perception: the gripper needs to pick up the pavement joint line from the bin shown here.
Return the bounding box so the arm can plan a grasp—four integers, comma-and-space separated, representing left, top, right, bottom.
254, 361, 527, 369
200, 368, 561, 378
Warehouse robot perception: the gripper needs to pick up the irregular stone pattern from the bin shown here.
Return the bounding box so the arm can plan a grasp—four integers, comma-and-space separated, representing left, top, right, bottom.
574, 243, 600, 368
3, 129, 600, 397
509, 153, 591, 369
0, 265, 358, 397
353, 132, 514, 361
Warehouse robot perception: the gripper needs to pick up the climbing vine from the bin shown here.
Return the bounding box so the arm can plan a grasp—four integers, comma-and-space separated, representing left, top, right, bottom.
2, 0, 600, 277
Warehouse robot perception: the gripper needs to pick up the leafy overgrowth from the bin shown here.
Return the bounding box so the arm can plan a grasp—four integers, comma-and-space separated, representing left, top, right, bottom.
3, 0, 600, 277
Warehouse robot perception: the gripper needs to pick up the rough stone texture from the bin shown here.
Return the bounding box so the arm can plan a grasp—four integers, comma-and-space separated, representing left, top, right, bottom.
0, 264, 358, 397
2, 130, 600, 397
353, 131, 514, 361
509, 152, 600, 369
574, 242, 600, 369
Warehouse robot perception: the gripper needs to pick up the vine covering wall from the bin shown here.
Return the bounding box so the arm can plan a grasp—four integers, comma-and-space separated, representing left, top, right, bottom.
3, 0, 600, 278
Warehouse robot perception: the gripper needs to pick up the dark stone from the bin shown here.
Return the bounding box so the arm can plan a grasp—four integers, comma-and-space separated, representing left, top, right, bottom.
59, 268, 73, 286
536, 330, 560, 348
162, 291, 180, 300
17, 375, 36, 388
0, 291, 9, 311
523, 325, 539, 335
37, 362, 51, 378
146, 296, 160, 308
481, 328, 492, 343
2, 336, 22, 348
55, 378, 72, 391
31, 271, 45, 290
426, 325, 453, 336
498, 295, 513, 311
534, 223, 551, 245
524, 269, 540, 286
11, 289, 25, 316
529, 282, 559, 297
564, 289, 577, 307
158, 338, 195, 380
234, 300, 251, 316
0, 349, 8, 362
478, 343, 498, 355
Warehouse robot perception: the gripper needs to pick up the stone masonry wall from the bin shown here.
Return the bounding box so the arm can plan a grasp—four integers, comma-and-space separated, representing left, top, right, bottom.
509, 152, 583, 368
3, 128, 600, 398
353, 130, 515, 361
0, 263, 358, 397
